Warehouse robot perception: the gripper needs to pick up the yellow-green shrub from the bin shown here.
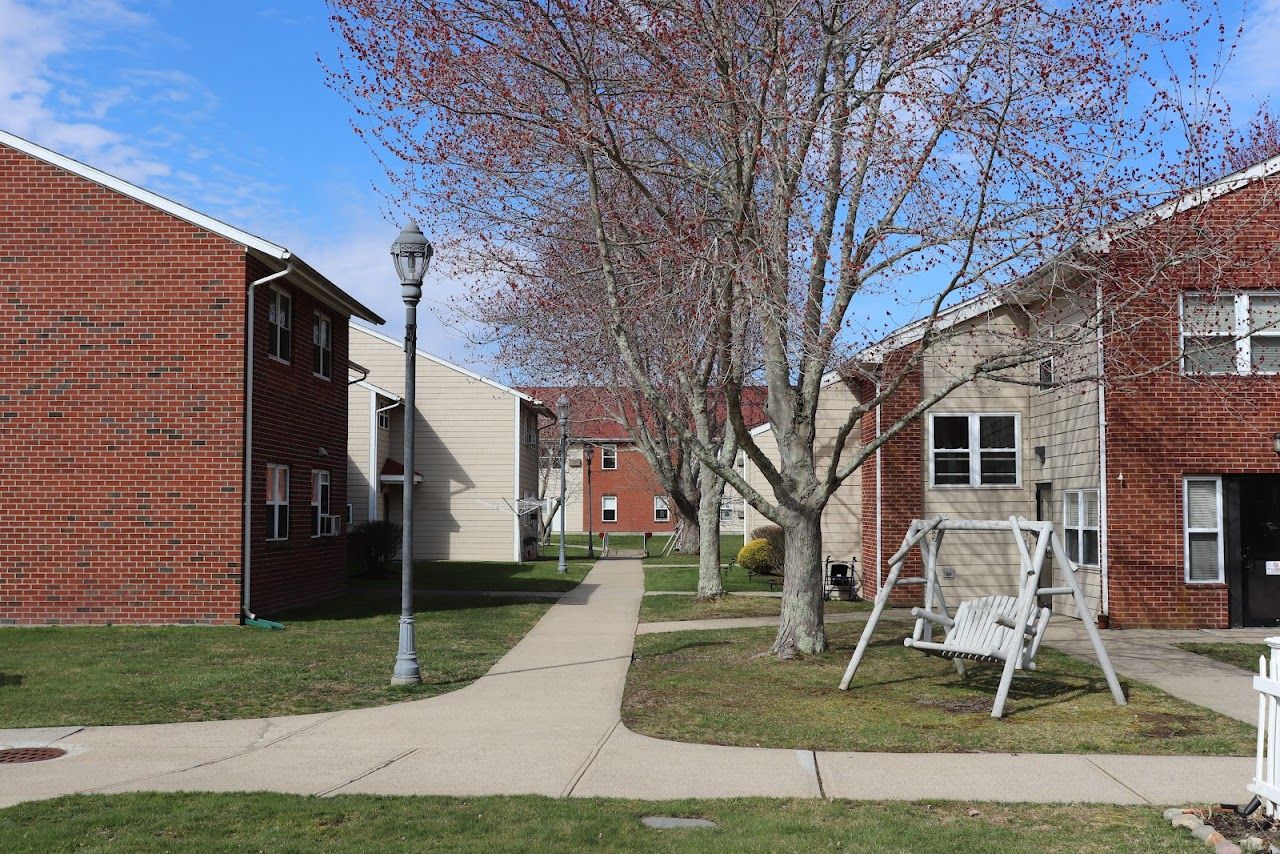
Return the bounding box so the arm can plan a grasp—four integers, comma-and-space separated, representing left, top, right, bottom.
736, 537, 780, 576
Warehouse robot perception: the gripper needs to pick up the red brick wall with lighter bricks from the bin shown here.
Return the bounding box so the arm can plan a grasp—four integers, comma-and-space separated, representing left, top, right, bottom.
583, 445, 677, 534
1102, 175, 1280, 629
857, 360, 925, 607
247, 257, 349, 616
0, 144, 245, 624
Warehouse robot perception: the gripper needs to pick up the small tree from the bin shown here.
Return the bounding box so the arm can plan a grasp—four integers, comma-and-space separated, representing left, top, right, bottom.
348, 520, 401, 578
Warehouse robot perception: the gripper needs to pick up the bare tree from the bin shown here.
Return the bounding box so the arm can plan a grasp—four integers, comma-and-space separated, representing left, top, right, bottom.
330, 0, 1232, 657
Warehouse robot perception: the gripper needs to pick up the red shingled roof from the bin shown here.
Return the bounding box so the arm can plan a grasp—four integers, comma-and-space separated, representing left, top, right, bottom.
516, 386, 769, 441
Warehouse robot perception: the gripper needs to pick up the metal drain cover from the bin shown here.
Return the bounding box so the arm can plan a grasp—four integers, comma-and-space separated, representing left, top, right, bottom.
0, 747, 66, 763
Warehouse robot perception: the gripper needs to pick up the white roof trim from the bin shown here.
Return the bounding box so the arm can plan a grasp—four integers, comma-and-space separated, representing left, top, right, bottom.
749, 421, 773, 437
858, 292, 1005, 364
354, 378, 401, 400
0, 128, 288, 259
350, 321, 533, 401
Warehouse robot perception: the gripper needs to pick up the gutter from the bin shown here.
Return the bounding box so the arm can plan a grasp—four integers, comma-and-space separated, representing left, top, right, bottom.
1095, 283, 1111, 619
242, 262, 293, 626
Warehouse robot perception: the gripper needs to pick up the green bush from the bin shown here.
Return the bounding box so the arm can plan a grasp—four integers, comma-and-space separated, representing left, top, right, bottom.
348, 520, 402, 577
750, 525, 785, 571
737, 538, 780, 576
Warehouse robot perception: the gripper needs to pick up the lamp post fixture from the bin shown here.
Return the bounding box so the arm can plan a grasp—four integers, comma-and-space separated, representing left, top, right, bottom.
390, 223, 432, 686
583, 444, 595, 558
556, 394, 570, 574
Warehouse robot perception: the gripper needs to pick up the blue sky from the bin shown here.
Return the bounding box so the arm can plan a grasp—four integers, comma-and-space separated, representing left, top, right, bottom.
2, 0, 1277, 377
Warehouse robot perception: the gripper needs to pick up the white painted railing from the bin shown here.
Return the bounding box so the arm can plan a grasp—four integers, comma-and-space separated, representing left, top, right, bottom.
1250, 638, 1280, 816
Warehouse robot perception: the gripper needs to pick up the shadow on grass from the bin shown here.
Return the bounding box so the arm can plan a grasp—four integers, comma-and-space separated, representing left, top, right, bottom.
0, 673, 23, 687
273, 582, 560, 624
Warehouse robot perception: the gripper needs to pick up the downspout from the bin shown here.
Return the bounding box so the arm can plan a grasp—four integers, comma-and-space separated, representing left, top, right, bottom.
875, 382, 884, 594
243, 261, 292, 626
1095, 283, 1111, 619
371, 395, 403, 521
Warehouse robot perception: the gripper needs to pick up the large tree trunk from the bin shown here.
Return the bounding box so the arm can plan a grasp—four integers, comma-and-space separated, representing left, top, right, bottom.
771, 508, 826, 658
695, 462, 726, 600
674, 510, 699, 553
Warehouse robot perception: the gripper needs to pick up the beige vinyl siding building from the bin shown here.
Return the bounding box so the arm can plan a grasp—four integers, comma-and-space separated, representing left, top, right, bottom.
741, 374, 862, 565
347, 323, 544, 562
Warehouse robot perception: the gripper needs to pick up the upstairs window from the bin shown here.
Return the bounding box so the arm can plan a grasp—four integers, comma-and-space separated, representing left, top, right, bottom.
1183, 292, 1280, 374
929, 414, 1019, 487
653, 496, 670, 523
312, 314, 332, 379
266, 464, 289, 541
378, 410, 391, 430
268, 287, 291, 361
1063, 489, 1100, 566
600, 444, 617, 470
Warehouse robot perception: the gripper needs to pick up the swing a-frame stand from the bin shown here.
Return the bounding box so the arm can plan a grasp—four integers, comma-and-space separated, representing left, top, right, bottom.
838, 516, 1126, 719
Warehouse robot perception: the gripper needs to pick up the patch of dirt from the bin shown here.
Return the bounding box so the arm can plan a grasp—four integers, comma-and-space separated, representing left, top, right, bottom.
1203, 806, 1280, 846
914, 695, 994, 714
1133, 712, 1202, 739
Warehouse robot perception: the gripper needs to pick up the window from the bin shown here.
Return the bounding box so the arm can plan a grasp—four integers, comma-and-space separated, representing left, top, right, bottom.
311, 470, 331, 537
266, 464, 289, 540
720, 505, 733, 522
600, 444, 617, 470
268, 287, 291, 361
1037, 358, 1054, 391
1184, 477, 1224, 583
601, 495, 618, 523
1063, 489, 1100, 566
1182, 292, 1280, 374
312, 314, 332, 379
378, 410, 390, 430
523, 415, 539, 447
654, 496, 670, 523
929, 414, 1019, 487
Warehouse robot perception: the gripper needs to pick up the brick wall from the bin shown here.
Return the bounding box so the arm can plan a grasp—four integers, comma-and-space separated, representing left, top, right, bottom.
582, 444, 677, 534
1102, 175, 1280, 628
858, 358, 925, 606
247, 258, 350, 616
0, 144, 245, 624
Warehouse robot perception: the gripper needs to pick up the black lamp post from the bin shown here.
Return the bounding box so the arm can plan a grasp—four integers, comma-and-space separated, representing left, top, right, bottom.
390, 223, 432, 686
583, 444, 595, 558
556, 394, 570, 574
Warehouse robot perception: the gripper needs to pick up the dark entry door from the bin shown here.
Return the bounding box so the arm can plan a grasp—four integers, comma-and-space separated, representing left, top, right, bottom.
1237, 477, 1280, 627
1035, 483, 1054, 608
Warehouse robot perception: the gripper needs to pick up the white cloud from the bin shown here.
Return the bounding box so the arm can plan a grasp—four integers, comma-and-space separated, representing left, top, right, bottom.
0, 0, 174, 182
1225, 0, 1280, 113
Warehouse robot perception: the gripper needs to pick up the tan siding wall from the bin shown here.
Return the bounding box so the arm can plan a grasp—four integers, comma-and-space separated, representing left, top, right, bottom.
921, 312, 1036, 601
739, 380, 862, 566
1027, 306, 1103, 618
349, 325, 520, 562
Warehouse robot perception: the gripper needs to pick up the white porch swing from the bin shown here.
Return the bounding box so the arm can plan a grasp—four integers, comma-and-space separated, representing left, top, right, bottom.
837, 515, 1127, 719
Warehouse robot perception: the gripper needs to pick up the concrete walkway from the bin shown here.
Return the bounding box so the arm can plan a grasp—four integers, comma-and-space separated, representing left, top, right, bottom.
0, 558, 1257, 808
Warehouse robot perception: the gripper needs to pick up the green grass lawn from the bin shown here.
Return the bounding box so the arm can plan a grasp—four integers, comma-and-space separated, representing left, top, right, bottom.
641, 534, 747, 567
645, 563, 779, 593
0, 584, 550, 727
412, 557, 593, 592
640, 594, 869, 623
1175, 642, 1270, 672
623, 623, 1255, 755
0, 793, 1202, 853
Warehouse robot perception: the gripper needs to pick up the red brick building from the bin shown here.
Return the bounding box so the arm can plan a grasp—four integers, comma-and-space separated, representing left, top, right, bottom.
0, 130, 383, 625
841, 159, 1280, 629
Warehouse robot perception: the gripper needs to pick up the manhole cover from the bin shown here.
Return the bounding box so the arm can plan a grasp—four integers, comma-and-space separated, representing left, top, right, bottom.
0, 747, 66, 763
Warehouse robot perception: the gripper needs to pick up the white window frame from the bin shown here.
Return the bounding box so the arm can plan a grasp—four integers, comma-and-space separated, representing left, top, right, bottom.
1183, 476, 1226, 584
653, 495, 670, 523
267, 286, 291, 362
1181, 291, 1280, 376
311, 469, 331, 538
312, 313, 332, 380
1062, 489, 1100, 567
266, 463, 289, 541
600, 444, 617, 470
601, 494, 618, 523
1036, 357, 1054, 392
927, 413, 1021, 488
377, 410, 390, 430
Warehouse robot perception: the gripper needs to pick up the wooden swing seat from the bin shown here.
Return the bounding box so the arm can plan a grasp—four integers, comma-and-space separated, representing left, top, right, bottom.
904, 594, 1050, 668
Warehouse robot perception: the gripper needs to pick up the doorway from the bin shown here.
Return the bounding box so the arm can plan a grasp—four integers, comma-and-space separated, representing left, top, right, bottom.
1227, 476, 1280, 627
